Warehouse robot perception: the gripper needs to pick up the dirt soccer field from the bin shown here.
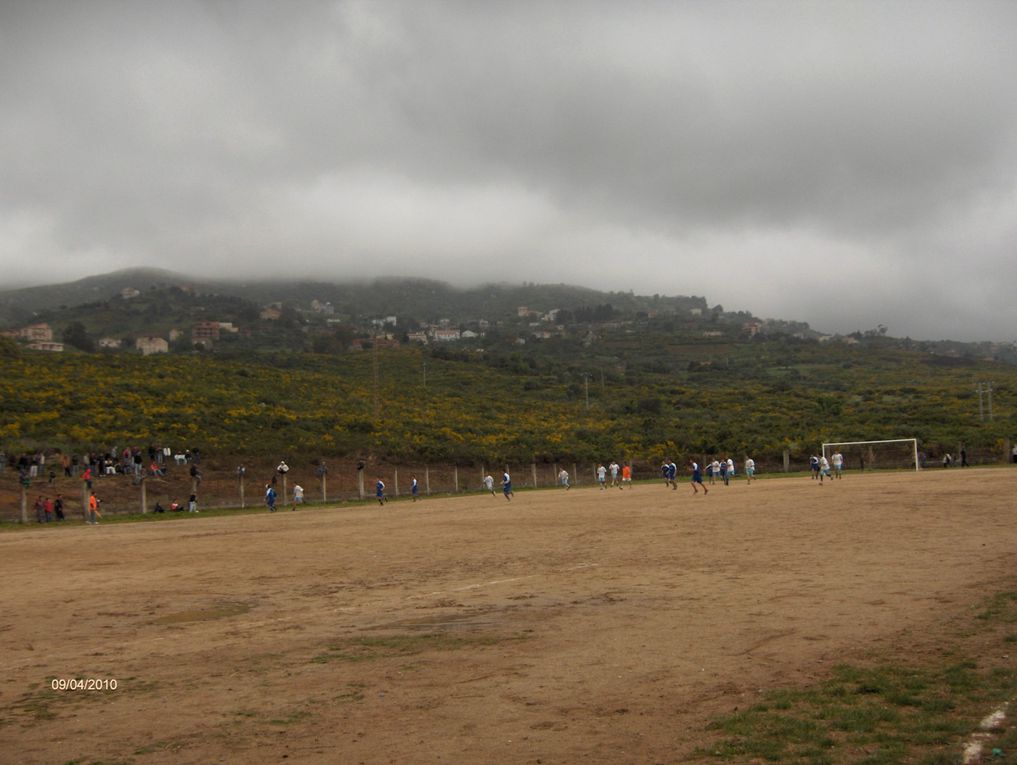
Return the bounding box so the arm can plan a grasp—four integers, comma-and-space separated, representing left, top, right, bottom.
2, 467, 1015, 764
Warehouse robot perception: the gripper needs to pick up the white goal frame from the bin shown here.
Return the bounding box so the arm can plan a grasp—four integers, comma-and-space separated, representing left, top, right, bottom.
822, 438, 920, 472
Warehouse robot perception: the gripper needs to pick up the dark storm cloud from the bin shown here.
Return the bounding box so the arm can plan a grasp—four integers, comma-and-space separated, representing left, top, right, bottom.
1, 1, 1016, 340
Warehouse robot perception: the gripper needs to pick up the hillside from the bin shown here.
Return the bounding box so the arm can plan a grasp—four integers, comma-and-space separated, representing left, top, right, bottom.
1, 269, 1015, 470
1, 337, 1014, 469
4, 267, 1015, 364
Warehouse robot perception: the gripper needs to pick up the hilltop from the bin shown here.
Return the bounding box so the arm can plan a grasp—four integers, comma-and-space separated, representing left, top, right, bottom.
3, 267, 1014, 365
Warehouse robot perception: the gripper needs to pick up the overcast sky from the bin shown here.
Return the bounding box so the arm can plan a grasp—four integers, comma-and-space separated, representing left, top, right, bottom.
2, 1, 1016, 341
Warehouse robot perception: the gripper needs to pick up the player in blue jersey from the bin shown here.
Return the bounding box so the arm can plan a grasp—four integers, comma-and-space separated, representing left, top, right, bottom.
690, 460, 708, 495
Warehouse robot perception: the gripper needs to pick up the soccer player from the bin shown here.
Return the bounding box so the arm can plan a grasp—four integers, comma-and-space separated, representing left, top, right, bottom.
621, 463, 632, 489
667, 460, 678, 489
810, 455, 820, 479
558, 468, 570, 490
502, 470, 513, 500
609, 461, 620, 487
744, 457, 755, 484
292, 483, 304, 510
831, 451, 843, 479
375, 478, 387, 505
411, 475, 420, 501
596, 464, 607, 490
483, 474, 495, 495
265, 484, 277, 513
726, 458, 735, 483
818, 455, 831, 483
690, 461, 708, 495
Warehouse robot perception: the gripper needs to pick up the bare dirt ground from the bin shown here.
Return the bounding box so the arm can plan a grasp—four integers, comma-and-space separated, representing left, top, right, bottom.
1, 467, 1015, 764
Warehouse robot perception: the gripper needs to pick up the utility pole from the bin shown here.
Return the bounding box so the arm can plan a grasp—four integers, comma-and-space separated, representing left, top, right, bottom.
372, 335, 380, 422
977, 381, 994, 422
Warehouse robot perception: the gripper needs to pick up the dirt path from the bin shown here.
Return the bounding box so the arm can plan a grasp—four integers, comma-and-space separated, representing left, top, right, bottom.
1, 468, 1014, 764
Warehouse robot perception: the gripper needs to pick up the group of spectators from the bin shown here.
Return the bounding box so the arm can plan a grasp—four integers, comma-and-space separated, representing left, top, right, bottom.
30, 493, 66, 522
1, 445, 202, 484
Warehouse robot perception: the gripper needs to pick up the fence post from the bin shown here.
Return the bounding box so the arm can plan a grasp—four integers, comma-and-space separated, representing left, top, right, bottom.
239, 473, 246, 509
782, 450, 790, 473
425, 466, 431, 496
573, 463, 578, 486
394, 467, 400, 497
321, 472, 327, 503
454, 465, 459, 493
357, 469, 365, 500
140, 478, 147, 514
20, 482, 28, 524
82, 482, 89, 520
1005, 438, 1012, 465
531, 462, 538, 488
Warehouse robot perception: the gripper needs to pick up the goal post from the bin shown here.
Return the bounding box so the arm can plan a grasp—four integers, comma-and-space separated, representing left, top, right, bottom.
822, 438, 920, 472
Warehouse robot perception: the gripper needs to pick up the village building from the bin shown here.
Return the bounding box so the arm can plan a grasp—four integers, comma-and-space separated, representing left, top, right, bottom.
136, 336, 169, 355
26, 341, 64, 352
4, 323, 54, 343
191, 321, 221, 344
431, 328, 462, 342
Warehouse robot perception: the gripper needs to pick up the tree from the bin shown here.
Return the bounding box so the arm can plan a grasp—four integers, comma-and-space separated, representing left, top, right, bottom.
62, 321, 95, 352
0, 336, 20, 358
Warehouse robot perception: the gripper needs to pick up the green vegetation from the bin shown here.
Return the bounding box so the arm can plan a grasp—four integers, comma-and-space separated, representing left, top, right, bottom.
2, 273, 1015, 464
696, 590, 1017, 764
1, 337, 1013, 465
311, 631, 518, 664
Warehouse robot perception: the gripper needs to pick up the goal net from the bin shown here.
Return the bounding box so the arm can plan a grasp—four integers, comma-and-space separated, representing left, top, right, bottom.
821, 438, 920, 473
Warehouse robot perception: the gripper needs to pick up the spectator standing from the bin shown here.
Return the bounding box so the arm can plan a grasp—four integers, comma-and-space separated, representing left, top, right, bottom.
87, 492, 101, 525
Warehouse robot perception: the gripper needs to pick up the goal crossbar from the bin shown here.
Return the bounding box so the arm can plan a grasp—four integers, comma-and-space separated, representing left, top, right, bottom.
822, 439, 919, 472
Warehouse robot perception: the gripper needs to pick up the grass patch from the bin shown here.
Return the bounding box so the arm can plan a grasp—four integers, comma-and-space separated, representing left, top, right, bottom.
695, 589, 1017, 764
311, 631, 523, 664
976, 591, 1017, 623
268, 709, 313, 726
152, 601, 250, 625
2, 674, 160, 730
133, 737, 189, 755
